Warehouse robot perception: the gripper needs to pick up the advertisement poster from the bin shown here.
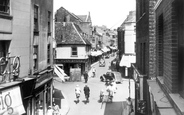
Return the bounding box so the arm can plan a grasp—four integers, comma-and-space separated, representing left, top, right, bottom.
0, 86, 25, 115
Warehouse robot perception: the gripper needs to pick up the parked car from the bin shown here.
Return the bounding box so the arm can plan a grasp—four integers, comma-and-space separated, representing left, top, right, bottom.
100, 71, 122, 83
112, 71, 122, 83
99, 59, 105, 67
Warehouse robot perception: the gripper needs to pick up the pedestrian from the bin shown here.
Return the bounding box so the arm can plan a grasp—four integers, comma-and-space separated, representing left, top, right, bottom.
83, 85, 90, 101
126, 97, 134, 115
111, 80, 117, 94
92, 67, 96, 77
75, 85, 81, 102
83, 71, 89, 83
99, 89, 104, 102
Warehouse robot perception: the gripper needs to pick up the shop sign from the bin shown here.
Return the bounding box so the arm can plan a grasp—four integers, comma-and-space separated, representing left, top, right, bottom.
0, 86, 25, 115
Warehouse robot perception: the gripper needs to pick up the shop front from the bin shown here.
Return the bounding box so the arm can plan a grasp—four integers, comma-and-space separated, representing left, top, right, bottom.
32, 68, 54, 115
131, 64, 148, 115
55, 58, 90, 81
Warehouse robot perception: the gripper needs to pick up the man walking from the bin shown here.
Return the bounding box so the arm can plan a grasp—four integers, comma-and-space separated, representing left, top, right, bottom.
83, 85, 90, 102
83, 71, 89, 83
92, 67, 96, 77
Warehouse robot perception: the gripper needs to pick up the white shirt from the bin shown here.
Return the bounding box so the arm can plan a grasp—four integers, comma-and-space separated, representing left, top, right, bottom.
75, 87, 81, 94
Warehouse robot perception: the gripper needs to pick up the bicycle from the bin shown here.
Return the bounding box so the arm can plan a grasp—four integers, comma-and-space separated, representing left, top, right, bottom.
0, 53, 20, 83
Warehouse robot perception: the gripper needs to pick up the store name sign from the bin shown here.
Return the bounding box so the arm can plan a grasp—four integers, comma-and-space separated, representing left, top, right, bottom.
0, 86, 25, 115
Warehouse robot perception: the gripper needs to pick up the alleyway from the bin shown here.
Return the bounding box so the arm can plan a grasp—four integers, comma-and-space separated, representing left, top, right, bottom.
53, 55, 135, 115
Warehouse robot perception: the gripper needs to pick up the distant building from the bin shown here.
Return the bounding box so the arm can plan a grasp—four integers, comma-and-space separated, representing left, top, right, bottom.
55, 7, 91, 80
0, 0, 54, 114
118, 11, 136, 77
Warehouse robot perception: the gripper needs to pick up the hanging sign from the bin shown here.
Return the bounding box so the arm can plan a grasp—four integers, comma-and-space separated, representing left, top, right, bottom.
0, 86, 25, 115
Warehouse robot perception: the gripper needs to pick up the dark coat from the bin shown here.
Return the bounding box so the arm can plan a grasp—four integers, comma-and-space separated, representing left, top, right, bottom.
84, 72, 88, 79
84, 86, 90, 95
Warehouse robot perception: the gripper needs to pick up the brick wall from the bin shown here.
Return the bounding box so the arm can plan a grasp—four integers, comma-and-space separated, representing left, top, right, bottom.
136, 0, 150, 75
149, 0, 157, 78
155, 0, 180, 93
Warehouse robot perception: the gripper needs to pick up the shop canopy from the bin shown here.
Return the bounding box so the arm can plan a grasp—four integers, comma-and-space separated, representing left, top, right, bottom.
119, 54, 136, 67
90, 50, 103, 56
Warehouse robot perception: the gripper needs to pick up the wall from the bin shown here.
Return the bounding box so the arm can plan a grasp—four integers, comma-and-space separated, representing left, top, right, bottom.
32, 0, 54, 72
155, 0, 181, 94
124, 23, 136, 54
56, 46, 87, 59
136, 0, 150, 75
7, 0, 31, 77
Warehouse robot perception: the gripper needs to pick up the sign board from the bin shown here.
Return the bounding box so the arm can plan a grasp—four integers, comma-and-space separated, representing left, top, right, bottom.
0, 86, 25, 115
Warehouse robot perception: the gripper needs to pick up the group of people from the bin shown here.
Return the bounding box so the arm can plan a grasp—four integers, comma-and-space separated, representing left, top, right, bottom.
75, 84, 90, 103
99, 80, 117, 102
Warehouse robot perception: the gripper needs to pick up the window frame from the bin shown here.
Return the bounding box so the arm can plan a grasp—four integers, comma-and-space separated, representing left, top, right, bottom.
47, 44, 50, 64
33, 45, 38, 71
34, 5, 39, 32
48, 11, 51, 35
0, 0, 10, 15
71, 47, 78, 57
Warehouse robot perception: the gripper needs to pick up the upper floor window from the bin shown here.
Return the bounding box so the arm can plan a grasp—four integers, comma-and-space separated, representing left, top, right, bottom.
0, 0, 10, 15
48, 11, 51, 34
71, 47, 77, 56
34, 5, 39, 32
33, 45, 38, 71
47, 44, 50, 64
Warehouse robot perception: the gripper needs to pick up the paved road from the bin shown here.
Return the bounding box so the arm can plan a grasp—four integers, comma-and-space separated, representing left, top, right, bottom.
54, 55, 135, 115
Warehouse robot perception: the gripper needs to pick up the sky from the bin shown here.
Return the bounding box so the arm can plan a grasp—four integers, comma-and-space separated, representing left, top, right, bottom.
54, 0, 136, 29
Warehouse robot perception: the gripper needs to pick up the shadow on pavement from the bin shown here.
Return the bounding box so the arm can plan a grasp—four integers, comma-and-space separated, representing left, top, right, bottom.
74, 100, 79, 104
82, 100, 89, 104
104, 101, 135, 115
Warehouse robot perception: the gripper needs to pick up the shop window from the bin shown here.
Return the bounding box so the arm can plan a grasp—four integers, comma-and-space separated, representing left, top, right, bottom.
34, 5, 39, 32
0, 0, 10, 15
35, 92, 44, 115
47, 44, 50, 64
33, 45, 38, 71
71, 47, 77, 56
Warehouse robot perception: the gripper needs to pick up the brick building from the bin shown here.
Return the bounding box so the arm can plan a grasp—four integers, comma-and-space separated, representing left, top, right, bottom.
134, 0, 184, 115
134, 0, 157, 115
153, 0, 184, 114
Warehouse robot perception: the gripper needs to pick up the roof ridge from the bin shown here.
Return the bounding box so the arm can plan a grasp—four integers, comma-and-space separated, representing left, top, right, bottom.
72, 23, 86, 44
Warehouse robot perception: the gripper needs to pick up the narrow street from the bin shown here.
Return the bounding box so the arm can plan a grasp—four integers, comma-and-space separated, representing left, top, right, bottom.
53, 55, 135, 115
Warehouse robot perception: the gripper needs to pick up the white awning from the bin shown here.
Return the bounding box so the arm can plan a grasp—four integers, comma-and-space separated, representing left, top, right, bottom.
91, 50, 102, 56
119, 54, 136, 67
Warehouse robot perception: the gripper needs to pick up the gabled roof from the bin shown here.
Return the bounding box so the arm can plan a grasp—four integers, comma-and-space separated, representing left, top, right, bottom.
55, 22, 91, 45
77, 15, 88, 22
77, 12, 92, 22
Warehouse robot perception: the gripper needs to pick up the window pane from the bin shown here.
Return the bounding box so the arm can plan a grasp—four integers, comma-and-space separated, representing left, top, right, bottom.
0, 0, 10, 14
71, 47, 77, 56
